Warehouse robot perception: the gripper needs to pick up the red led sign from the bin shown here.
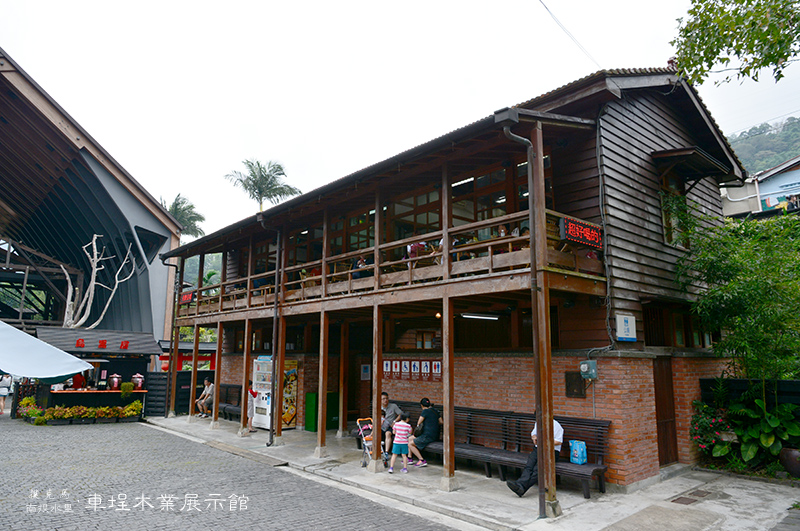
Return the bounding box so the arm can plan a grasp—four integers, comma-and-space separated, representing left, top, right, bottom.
76, 339, 85, 348
559, 217, 602, 249
180, 292, 194, 303
120, 341, 129, 350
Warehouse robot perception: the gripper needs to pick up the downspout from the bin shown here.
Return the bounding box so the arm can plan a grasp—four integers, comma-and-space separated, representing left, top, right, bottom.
159, 254, 181, 418
258, 215, 282, 447
501, 123, 547, 520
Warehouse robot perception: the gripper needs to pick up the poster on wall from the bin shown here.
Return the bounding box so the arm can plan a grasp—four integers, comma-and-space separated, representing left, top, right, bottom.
421, 360, 430, 381
431, 361, 442, 382
282, 360, 298, 429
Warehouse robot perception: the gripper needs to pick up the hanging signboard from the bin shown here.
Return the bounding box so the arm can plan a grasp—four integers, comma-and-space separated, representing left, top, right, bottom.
560, 216, 603, 249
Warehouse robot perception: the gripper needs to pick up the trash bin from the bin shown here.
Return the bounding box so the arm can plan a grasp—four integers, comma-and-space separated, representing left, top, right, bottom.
304, 392, 339, 432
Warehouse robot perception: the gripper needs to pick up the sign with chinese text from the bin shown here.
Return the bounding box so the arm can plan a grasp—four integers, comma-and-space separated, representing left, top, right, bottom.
560, 217, 602, 249
616, 314, 636, 342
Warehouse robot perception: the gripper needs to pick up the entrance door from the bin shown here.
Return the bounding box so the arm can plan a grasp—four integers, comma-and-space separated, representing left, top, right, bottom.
653, 356, 678, 466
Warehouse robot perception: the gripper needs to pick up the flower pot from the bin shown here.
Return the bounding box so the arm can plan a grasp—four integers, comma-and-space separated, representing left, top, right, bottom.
47, 419, 71, 426
780, 448, 800, 478
72, 417, 95, 424
96, 417, 118, 424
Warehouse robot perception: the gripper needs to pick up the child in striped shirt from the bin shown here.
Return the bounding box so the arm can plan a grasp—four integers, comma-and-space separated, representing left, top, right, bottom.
389, 413, 412, 473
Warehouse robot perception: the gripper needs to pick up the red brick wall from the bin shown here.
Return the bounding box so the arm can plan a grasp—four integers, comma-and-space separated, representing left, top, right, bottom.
376, 353, 712, 486
672, 356, 727, 464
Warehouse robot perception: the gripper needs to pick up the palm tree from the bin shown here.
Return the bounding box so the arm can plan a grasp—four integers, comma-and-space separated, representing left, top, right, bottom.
225, 159, 301, 211
161, 194, 206, 238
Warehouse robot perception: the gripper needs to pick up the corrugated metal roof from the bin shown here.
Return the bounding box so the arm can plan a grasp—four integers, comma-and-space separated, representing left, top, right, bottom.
162, 68, 745, 259
36, 327, 163, 356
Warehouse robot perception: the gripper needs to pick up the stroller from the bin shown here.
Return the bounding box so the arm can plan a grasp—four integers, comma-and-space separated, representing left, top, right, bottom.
356, 418, 388, 468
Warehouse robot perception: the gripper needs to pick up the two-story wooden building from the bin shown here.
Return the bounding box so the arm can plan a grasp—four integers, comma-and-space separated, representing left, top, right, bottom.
161, 68, 744, 493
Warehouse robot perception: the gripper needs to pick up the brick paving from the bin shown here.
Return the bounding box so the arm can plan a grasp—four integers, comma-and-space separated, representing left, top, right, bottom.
0, 414, 454, 531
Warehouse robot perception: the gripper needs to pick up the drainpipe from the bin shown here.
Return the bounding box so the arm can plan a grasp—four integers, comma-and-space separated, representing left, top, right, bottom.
160, 254, 181, 418
496, 109, 547, 519
258, 214, 282, 447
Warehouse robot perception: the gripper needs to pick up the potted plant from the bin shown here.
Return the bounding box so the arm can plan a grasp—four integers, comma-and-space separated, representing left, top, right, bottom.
120, 381, 134, 401
95, 406, 118, 423
119, 400, 143, 422
43, 405, 71, 425
17, 396, 44, 423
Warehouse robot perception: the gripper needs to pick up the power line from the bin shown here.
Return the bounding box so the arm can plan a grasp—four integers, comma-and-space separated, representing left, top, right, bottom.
729, 108, 800, 138
538, 0, 602, 70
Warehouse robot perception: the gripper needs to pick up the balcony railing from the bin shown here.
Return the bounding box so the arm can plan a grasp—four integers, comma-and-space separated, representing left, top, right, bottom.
177, 210, 604, 318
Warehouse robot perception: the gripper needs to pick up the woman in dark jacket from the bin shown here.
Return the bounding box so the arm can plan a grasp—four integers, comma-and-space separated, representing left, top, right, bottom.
409, 397, 442, 467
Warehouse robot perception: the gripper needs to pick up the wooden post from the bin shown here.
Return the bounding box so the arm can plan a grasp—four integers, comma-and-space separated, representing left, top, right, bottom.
440, 292, 458, 490
338, 320, 349, 437
368, 303, 384, 472
531, 122, 560, 517
275, 316, 287, 439
315, 310, 329, 457
240, 319, 253, 436
374, 190, 382, 291
441, 164, 451, 280
188, 325, 200, 419
322, 208, 329, 297
211, 321, 223, 427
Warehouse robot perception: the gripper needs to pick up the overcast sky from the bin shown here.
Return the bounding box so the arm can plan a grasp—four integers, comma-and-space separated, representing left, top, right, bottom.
2, 1, 799, 237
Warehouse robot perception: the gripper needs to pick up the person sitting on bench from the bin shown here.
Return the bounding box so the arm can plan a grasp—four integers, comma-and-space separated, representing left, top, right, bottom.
506, 418, 563, 497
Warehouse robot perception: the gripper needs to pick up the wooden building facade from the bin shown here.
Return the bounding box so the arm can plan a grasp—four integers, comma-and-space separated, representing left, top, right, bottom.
161, 69, 743, 491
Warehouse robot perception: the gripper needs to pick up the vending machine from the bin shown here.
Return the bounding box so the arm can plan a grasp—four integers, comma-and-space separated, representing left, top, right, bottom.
252, 355, 272, 429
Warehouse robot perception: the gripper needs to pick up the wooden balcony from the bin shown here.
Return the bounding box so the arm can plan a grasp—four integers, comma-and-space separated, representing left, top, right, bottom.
177, 210, 604, 319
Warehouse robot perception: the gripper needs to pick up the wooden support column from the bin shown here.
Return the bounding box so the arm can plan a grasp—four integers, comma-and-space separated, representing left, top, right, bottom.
441, 164, 451, 280
188, 325, 200, 421
314, 310, 329, 457
373, 190, 382, 291
440, 293, 458, 491
239, 319, 253, 436
321, 209, 329, 297
531, 122, 560, 517
210, 321, 224, 429
275, 316, 287, 439
195, 255, 205, 317
337, 320, 350, 437
367, 303, 384, 472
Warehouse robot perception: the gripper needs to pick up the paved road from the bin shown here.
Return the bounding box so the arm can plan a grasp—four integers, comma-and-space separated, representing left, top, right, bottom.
1, 414, 455, 531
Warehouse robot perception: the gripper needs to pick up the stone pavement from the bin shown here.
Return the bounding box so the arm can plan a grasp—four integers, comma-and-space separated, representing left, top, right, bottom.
4, 403, 800, 531
148, 414, 800, 531
0, 409, 470, 531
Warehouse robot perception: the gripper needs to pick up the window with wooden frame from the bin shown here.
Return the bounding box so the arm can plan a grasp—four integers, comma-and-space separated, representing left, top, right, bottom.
452, 169, 508, 240
286, 225, 323, 266
416, 331, 434, 349
660, 171, 688, 247
253, 239, 276, 275
515, 154, 553, 212
387, 189, 440, 242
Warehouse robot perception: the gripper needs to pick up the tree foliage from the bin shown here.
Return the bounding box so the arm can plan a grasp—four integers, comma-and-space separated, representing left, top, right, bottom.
225, 159, 301, 211
672, 0, 800, 84
161, 194, 206, 238
677, 214, 800, 381
728, 116, 800, 173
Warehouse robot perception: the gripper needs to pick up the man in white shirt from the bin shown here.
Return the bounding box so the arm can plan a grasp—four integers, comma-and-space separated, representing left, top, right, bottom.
507, 419, 563, 497
195, 377, 215, 418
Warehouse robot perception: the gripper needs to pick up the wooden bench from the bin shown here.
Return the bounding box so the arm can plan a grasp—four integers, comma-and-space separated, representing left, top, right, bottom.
218, 383, 243, 421
392, 401, 610, 498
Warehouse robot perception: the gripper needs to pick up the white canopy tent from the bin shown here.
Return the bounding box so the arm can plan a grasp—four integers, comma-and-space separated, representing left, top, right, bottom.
0, 321, 92, 383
